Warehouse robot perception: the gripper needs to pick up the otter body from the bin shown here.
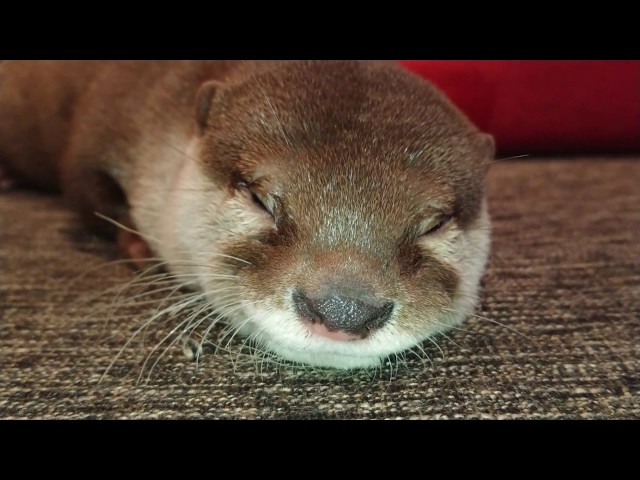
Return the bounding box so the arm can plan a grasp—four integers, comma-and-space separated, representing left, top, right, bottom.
0, 60, 493, 369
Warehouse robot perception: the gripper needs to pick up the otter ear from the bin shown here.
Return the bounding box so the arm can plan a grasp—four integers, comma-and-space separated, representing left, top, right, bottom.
195, 80, 224, 135
480, 133, 495, 168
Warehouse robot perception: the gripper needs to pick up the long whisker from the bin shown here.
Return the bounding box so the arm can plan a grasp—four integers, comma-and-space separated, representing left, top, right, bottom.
99, 288, 204, 382
443, 307, 527, 337
94, 211, 161, 244
411, 342, 434, 369
490, 153, 530, 164
426, 336, 445, 361
91, 211, 253, 266
138, 300, 208, 383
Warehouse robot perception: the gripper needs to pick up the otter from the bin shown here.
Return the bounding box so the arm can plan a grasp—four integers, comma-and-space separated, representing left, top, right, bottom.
0, 60, 494, 369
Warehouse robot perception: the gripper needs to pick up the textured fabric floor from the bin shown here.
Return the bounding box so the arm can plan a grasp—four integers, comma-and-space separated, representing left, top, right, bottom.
1, 157, 638, 419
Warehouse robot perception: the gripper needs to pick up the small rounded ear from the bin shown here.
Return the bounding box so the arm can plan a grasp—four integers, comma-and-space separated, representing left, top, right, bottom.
479, 133, 495, 170
195, 80, 224, 135
481, 133, 496, 160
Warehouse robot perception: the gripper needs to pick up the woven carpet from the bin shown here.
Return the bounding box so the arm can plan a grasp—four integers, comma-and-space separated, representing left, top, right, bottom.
1, 157, 638, 419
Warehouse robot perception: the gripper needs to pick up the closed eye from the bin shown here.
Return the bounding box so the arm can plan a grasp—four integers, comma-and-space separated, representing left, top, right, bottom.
419, 214, 453, 237
249, 190, 270, 214
237, 180, 275, 220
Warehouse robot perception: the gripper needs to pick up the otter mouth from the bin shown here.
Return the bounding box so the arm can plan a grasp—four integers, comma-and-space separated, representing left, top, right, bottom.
307, 323, 363, 341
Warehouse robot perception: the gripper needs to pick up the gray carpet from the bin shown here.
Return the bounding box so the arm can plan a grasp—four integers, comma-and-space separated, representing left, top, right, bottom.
1, 157, 639, 419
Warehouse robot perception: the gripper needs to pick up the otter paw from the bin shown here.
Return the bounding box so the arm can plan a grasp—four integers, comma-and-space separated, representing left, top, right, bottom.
117, 229, 152, 270
0, 165, 19, 192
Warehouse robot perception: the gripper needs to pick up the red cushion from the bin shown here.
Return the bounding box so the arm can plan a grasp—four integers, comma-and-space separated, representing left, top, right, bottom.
399, 60, 640, 155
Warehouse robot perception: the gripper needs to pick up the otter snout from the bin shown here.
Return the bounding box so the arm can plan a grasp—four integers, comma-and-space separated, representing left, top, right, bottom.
292, 289, 394, 340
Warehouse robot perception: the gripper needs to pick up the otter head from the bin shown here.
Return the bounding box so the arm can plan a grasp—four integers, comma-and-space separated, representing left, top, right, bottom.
163, 61, 493, 369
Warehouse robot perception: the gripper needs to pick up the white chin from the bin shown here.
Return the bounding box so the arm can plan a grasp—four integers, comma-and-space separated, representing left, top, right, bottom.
260, 341, 387, 370
233, 307, 464, 370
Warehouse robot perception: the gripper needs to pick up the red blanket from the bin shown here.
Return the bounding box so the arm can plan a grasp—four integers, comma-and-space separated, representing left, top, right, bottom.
400, 61, 640, 155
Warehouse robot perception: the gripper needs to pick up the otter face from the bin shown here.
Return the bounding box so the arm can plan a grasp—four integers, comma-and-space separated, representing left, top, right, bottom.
162, 61, 493, 369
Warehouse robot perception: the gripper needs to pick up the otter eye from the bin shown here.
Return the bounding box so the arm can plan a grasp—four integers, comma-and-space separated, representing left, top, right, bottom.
237, 181, 274, 218
420, 214, 453, 237
249, 190, 268, 213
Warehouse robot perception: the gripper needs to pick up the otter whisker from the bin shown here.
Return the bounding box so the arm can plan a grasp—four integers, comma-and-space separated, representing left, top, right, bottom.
196, 302, 253, 356
429, 319, 479, 336
469, 312, 528, 337
214, 302, 261, 352
139, 289, 218, 350
426, 336, 446, 361
427, 325, 468, 352
409, 341, 435, 369
237, 333, 265, 372
179, 299, 234, 349
97, 273, 222, 308
91, 211, 253, 267
139, 302, 210, 383
93, 285, 236, 316
94, 211, 161, 245
107, 279, 186, 330
102, 262, 178, 314
99, 289, 208, 382
490, 153, 530, 164
237, 323, 281, 372
443, 307, 527, 337
142, 309, 214, 379
70, 261, 167, 308
66, 256, 163, 290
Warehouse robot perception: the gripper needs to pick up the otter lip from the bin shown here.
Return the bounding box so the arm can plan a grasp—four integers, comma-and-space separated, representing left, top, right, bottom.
308, 322, 363, 341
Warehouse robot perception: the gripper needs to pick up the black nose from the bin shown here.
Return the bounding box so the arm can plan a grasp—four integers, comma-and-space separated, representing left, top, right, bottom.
292, 290, 394, 335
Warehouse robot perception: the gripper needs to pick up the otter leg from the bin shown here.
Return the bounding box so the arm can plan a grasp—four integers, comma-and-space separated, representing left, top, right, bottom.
60, 150, 154, 269
0, 164, 20, 191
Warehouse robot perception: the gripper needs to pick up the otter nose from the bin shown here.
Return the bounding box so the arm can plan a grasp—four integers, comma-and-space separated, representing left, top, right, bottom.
293, 290, 394, 338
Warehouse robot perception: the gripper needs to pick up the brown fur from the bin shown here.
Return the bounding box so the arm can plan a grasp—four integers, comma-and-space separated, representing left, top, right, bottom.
0, 60, 494, 368
0, 61, 244, 233
194, 61, 491, 334
0, 60, 490, 227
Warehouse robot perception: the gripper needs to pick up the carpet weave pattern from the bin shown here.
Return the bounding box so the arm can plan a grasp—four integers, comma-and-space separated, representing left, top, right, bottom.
1, 158, 638, 419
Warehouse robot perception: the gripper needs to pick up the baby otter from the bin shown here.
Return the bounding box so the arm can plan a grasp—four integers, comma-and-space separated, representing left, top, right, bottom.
0, 60, 494, 369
